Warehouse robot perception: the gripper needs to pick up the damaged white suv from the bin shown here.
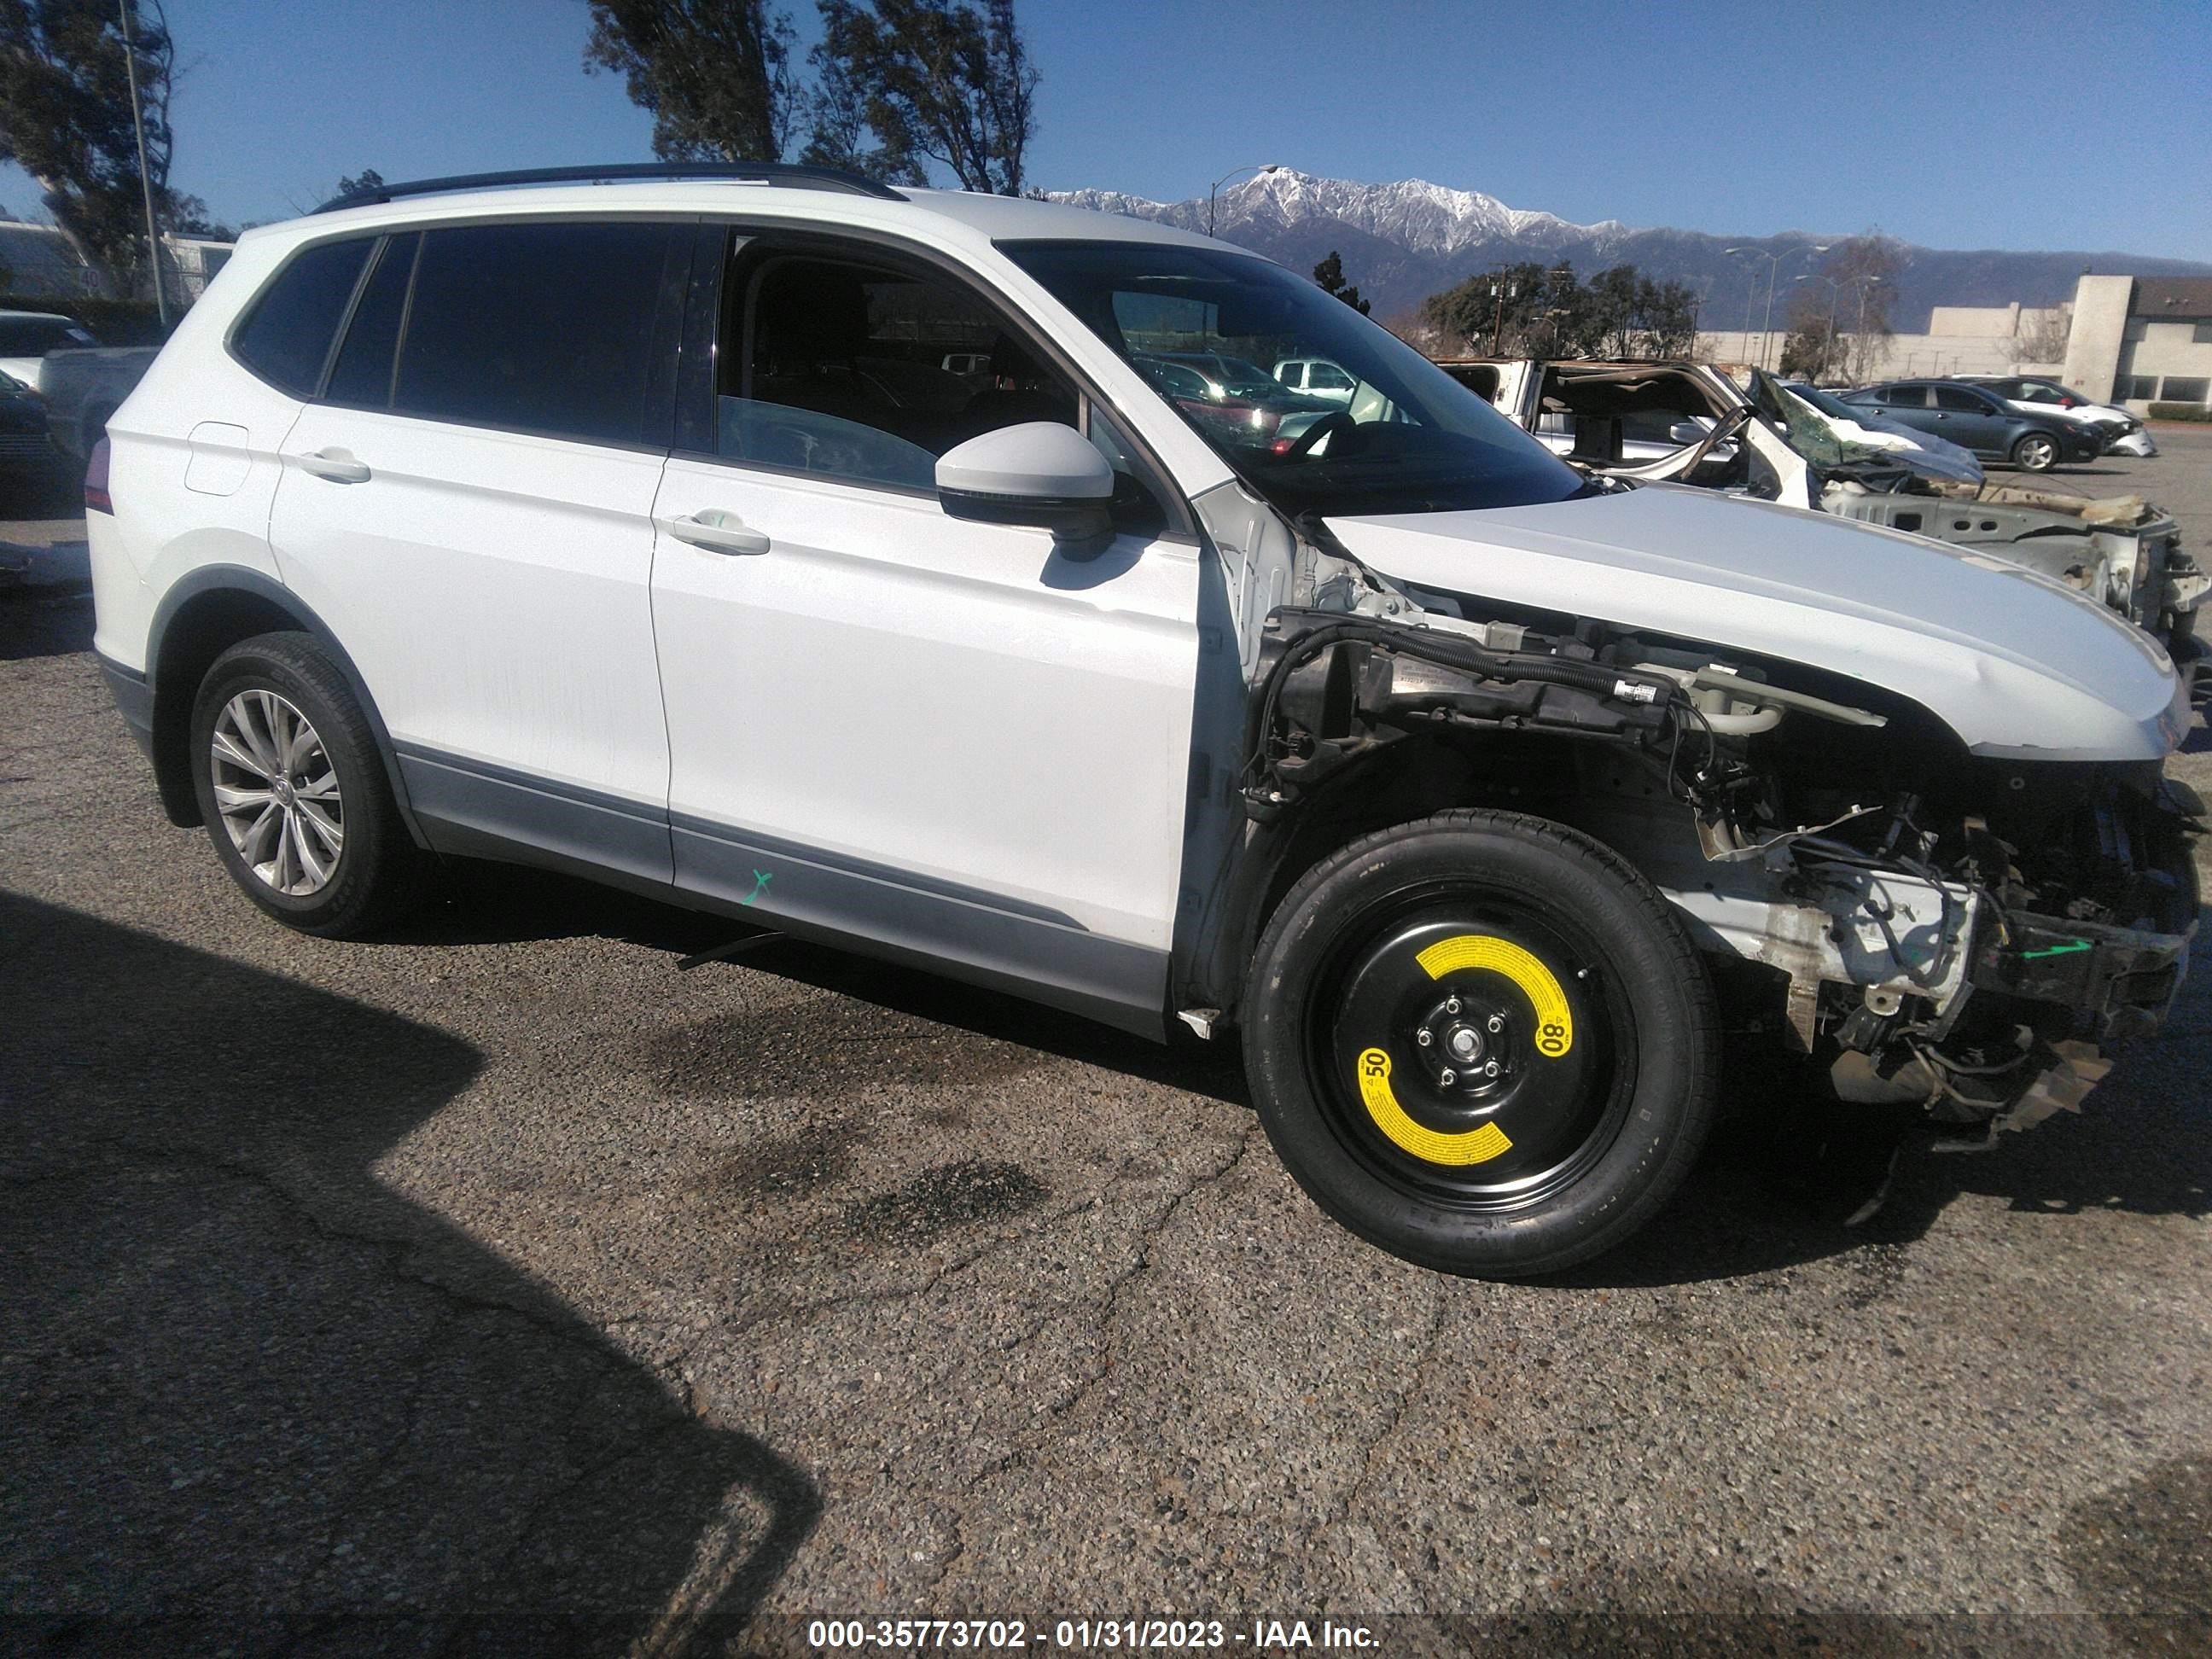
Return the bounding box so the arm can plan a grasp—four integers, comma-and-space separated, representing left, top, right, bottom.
89, 165, 2198, 1278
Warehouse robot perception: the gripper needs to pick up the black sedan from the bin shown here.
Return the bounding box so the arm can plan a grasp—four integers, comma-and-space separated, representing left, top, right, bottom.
1842, 380, 2100, 473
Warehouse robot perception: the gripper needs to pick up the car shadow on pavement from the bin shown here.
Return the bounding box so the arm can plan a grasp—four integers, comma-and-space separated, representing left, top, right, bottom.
391, 864, 2201, 1287
408, 859, 1253, 1109
1566, 928, 2212, 1288
0, 891, 818, 1650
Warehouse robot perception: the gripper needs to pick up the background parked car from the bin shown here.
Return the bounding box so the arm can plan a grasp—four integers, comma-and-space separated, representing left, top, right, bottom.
0, 367, 55, 474
1959, 373, 2154, 457
0, 309, 100, 393
1273, 357, 1359, 404
1842, 379, 2098, 471
38, 342, 163, 462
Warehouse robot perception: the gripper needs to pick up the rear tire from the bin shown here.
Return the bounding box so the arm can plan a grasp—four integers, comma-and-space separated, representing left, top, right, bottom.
189, 632, 425, 938
2011, 431, 2058, 472
1243, 810, 1720, 1278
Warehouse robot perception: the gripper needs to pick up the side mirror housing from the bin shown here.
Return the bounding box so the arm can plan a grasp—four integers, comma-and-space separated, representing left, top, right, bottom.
1667, 417, 1714, 446
936, 422, 1117, 558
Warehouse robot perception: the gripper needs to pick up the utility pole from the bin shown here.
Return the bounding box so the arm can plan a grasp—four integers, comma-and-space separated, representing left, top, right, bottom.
119, 0, 167, 326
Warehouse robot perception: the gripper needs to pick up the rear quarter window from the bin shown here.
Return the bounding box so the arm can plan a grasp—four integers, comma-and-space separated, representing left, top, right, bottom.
230, 238, 375, 397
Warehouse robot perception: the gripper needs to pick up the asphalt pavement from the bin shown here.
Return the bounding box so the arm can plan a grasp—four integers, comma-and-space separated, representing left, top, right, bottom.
3, 433, 2210, 1655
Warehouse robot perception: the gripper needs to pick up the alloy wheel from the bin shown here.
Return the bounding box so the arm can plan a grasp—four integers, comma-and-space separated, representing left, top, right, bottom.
209, 689, 345, 897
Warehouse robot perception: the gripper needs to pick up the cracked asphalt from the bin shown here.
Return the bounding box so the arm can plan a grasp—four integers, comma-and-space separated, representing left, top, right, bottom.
3, 431, 2211, 1655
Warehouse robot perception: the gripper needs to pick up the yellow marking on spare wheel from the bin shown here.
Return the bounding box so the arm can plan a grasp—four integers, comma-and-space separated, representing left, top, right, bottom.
1416, 934, 1574, 1058
1356, 1048, 1515, 1165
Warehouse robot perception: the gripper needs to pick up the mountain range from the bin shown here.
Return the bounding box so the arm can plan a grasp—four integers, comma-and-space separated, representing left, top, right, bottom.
1049, 170, 2212, 334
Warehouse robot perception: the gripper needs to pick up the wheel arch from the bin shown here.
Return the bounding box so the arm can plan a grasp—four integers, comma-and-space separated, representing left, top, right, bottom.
1184, 728, 1602, 1022
146, 567, 425, 845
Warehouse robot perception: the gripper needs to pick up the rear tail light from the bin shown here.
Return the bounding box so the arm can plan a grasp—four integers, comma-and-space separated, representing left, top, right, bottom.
84, 435, 113, 515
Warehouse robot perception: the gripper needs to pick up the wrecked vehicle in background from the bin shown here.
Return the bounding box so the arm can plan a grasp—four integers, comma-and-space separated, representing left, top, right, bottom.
1435, 356, 2206, 661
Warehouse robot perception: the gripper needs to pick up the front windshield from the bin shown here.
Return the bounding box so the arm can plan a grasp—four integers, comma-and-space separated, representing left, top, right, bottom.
1002, 240, 1585, 518
1782, 381, 1866, 422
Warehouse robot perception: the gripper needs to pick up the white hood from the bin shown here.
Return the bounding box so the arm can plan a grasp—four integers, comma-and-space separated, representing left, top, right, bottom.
1329, 484, 2185, 762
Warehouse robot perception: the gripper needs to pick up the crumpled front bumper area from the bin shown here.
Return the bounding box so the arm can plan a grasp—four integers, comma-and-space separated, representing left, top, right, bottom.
1972, 909, 2193, 1045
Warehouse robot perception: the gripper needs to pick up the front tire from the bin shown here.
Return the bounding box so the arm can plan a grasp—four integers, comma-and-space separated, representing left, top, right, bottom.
2011, 431, 2058, 472
189, 632, 424, 938
1243, 811, 1719, 1278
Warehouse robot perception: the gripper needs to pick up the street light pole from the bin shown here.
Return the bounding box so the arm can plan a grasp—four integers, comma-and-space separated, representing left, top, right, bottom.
1208, 163, 1280, 238
118, 0, 167, 327
1756, 243, 1828, 371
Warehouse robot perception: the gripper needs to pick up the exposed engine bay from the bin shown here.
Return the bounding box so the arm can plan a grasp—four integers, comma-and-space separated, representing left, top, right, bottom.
1208, 497, 2200, 1144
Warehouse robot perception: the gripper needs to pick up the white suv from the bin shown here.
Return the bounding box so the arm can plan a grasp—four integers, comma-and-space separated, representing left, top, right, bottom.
90, 165, 2197, 1278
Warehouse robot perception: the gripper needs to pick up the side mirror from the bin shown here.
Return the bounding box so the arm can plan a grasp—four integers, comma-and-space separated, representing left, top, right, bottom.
936, 422, 1117, 559
1667, 418, 1714, 446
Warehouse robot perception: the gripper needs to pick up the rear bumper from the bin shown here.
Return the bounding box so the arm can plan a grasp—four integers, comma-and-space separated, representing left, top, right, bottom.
96, 651, 154, 759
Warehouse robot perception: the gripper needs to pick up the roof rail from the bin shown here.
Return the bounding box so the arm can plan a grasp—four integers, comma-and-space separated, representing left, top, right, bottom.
312, 162, 906, 215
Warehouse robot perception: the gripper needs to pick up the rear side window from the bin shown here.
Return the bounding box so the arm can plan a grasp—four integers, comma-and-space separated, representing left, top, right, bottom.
1933, 385, 1987, 412
392, 220, 679, 446
231, 238, 374, 396
0, 317, 96, 354
323, 233, 418, 409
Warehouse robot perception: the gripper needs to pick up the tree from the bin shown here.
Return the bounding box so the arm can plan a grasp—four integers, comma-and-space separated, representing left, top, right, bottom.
585, 0, 798, 162
812, 0, 1037, 194
1818, 231, 1905, 385
2009, 305, 2070, 368
334, 168, 385, 200
1777, 283, 1840, 381
1313, 250, 1369, 315
0, 0, 177, 288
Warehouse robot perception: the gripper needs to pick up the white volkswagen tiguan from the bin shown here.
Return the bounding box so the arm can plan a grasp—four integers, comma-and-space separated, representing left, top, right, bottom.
89, 166, 2198, 1278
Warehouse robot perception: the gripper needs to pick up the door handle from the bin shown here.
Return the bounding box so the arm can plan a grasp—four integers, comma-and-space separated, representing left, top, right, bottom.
657, 510, 771, 556
294, 447, 371, 484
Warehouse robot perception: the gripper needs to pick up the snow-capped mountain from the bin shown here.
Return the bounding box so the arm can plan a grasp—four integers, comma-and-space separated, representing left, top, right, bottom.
1055, 171, 1627, 258
1046, 168, 2212, 331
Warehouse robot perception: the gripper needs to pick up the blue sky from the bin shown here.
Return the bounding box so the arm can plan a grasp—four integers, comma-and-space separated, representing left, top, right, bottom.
5, 0, 2209, 260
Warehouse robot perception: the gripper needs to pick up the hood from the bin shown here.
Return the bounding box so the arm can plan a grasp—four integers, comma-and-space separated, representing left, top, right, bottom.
1328, 483, 2184, 763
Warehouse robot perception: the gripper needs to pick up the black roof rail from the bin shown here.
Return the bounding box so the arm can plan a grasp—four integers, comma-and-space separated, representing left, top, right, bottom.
313, 162, 906, 215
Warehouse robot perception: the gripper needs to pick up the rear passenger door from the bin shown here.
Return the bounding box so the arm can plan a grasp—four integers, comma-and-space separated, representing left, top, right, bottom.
1872, 383, 1936, 438
647, 228, 1202, 1033
269, 218, 690, 884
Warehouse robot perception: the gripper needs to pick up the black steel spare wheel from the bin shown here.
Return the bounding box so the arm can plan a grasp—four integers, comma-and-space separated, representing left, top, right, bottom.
1243, 810, 1720, 1278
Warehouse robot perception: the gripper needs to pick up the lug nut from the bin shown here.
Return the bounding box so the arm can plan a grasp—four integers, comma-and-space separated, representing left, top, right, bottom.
1416, 1029, 1432, 1046
1484, 1060, 1500, 1077
1445, 997, 1462, 1015
1439, 1068, 1456, 1086
1487, 1014, 1505, 1034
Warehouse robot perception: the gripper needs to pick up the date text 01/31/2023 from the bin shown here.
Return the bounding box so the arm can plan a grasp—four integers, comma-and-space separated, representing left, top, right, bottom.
806, 1619, 1380, 1650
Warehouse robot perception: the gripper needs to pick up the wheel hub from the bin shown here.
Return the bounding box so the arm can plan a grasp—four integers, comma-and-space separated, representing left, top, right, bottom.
1413, 992, 1510, 1095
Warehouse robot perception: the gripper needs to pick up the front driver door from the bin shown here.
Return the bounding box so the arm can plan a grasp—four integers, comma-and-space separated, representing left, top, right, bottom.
647, 230, 1202, 1034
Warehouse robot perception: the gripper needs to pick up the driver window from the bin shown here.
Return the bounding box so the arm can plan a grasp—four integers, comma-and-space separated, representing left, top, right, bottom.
721, 252, 1078, 490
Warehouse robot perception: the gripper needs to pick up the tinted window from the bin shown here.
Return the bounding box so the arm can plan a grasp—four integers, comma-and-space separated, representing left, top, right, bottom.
715, 251, 1076, 491
231, 239, 372, 396
0, 317, 96, 354
1884, 385, 1929, 408
2162, 377, 2209, 404
1933, 385, 1988, 411
393, 221, 678, 446
323, 233, 418, 409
